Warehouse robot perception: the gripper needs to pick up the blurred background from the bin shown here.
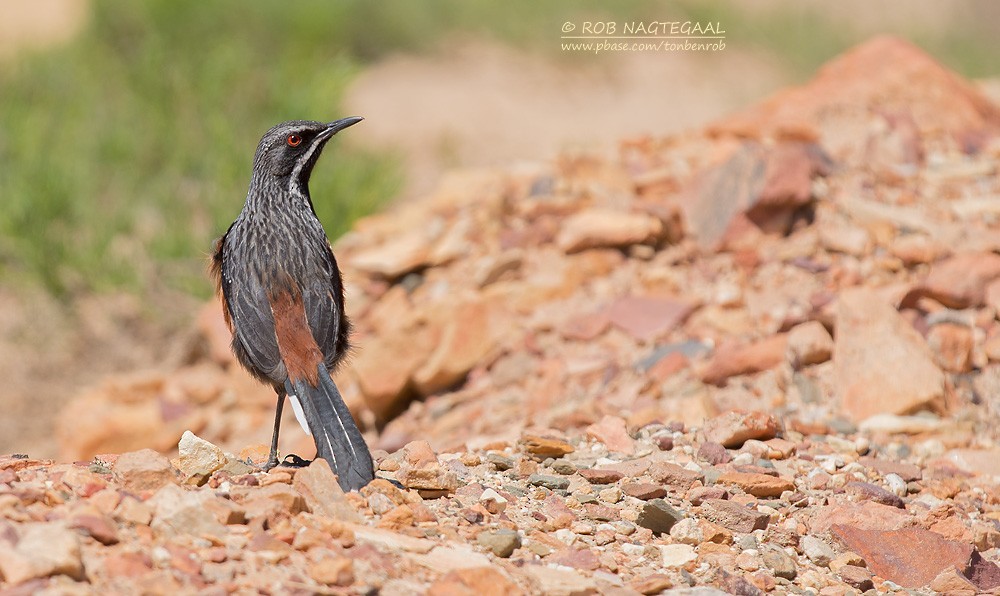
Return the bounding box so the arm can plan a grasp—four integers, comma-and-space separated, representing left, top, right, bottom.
0, 0, 996, 456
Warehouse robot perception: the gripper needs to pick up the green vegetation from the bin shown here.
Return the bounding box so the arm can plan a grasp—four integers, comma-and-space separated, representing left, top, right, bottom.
0, 0, 993, 298
0, 1, 405, 297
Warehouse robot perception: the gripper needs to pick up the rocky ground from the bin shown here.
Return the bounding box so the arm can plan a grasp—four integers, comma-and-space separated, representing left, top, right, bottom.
3, 35, 1000, 594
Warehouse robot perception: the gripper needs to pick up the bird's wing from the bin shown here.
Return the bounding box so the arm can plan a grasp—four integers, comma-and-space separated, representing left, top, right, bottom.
301, 243, 348, 370
219, 242, 285, 381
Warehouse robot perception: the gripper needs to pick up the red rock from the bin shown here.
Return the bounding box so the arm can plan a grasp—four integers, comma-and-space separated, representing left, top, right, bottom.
578, 468, 624, 484
809, 500, 913, 534
629, 574, 673, 595
716, 568, 766, 596
597, 458, 650, 478
687, 486, 728, 505
649, 462, 703, 491
647, 351, 689, 382
519, 431, 574, 458
830, 525, 973, 589
702, 411, 781, 448
682, 141, 830, 249
413, 297, 505, 395
102, 552, 153, 579
858, 456, 922, 482
653, 433, 675, 451
560, 309, 611, 341
834, 288, 945, 422
622, 482, 667, 500
585, 415, 635, 455
844, 481, 904, 508
402, 440, 438, 467
838, 565, 874, 591
542, 494, 577, 529
606, 295, 694, 342
929, 566, 978, 594
717, 472, 795, 498
583, 503, 617, 522
712, 36, 1000, 151
68, 511, 119, 545
696, 442, 732, 464
428, 566, 524, 596
926, 322, 974, 373
353, 321, 431, 421
549, 547, 601, 571
700, 334, 787, 385
701, 499, 770, 533
966, 551, 1000, 591
903, 252, 1000, 310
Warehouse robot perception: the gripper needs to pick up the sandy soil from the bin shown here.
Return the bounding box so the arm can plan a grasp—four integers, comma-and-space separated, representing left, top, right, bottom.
343, 40, 785, 199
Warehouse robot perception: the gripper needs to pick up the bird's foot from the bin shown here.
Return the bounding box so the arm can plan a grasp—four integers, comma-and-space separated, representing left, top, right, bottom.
278, 454, 312, 468
259, 456, 281, 472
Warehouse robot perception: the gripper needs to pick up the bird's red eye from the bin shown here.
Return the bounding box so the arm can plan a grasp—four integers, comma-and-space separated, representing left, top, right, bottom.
287, 134, 302, 147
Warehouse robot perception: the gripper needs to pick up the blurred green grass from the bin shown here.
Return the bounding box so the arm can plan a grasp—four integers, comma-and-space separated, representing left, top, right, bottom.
0, 1, 404, 297
0, 0, 994, 299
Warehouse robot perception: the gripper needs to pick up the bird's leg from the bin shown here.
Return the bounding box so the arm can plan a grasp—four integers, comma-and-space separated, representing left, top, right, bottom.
262, 388, 286, 472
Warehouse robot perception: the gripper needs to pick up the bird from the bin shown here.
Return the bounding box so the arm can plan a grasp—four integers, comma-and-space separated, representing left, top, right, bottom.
211, 117, 375, 492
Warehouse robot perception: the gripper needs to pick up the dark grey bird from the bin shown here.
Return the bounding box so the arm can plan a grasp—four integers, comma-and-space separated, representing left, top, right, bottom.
211, 117, 374, 492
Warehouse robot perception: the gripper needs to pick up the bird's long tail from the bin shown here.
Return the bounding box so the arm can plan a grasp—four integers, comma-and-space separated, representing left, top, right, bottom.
285, 365, 374, 491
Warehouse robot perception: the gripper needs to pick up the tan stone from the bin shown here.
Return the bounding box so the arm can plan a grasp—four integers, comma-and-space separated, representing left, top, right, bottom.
556, 209, 662, 253
309, 557, 354, 586
113, 449, 178, 493
926, 322, 974, 373
717, 471, 795, 498
519, 431, 574, 458
702, 410, 781, 448
292, 459, 362, 521
701, 334, 787, 385
352, 318, 434, 420
835, 288, 945, 421
584, 415, 635, 455
786, 320, 833, 368
413, 298, 505, 395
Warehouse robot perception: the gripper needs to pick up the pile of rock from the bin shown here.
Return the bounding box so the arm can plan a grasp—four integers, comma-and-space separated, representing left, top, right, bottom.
24, 35, 1000, 593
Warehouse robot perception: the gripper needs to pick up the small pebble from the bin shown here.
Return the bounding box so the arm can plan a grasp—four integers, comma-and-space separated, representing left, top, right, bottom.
528, 474, 570, 491
885, 473, 907, 497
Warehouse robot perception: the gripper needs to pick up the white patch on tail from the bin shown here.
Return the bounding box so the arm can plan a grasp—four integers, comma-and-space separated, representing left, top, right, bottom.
287, 393, 312, 436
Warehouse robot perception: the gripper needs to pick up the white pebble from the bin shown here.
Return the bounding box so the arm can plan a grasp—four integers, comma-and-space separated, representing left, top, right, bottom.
622, 543, 645, 556
480, 488, 507, 504
885, 473, 907, 497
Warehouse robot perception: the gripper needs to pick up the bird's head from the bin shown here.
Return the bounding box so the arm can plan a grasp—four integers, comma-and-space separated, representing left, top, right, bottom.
251, 117, 362, 194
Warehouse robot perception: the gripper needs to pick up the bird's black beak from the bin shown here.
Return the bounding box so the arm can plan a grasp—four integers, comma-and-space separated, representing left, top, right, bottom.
320, 116, 363, 140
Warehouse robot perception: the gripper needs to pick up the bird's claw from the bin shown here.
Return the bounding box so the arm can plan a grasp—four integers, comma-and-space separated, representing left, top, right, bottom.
279, 454, 312, 468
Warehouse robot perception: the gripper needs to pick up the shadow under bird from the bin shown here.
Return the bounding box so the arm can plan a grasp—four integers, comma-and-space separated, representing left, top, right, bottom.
211, 117, 375, 492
